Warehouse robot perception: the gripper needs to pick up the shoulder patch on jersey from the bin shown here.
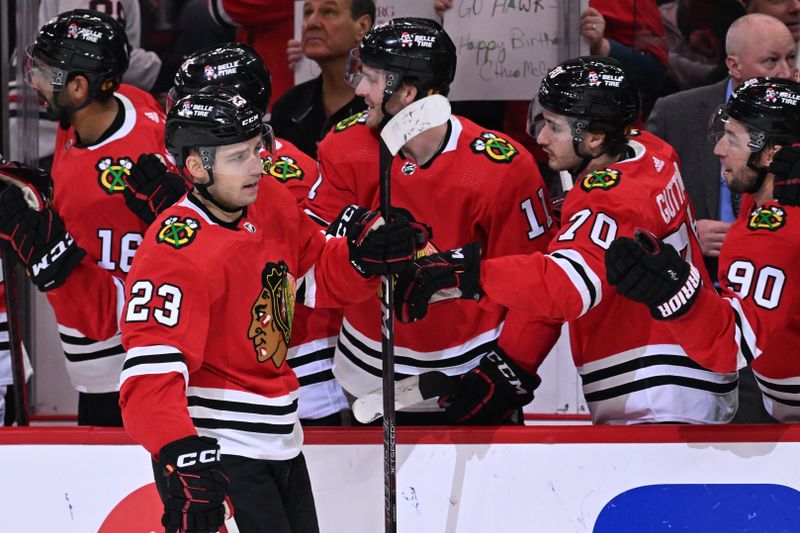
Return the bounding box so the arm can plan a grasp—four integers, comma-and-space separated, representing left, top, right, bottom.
265, 155, 305, 182
747, 205, 787, 231
580, 168, 621, 192
248, 260, 296, 368
156, 216, 200, 249
470, 132, 519, 163
96, 156, 133, 194
333, 111, 368, 132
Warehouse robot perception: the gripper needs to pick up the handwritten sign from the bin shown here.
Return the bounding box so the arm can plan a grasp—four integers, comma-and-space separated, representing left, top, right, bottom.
445, 0, 585, 101
293, 0, 438, 86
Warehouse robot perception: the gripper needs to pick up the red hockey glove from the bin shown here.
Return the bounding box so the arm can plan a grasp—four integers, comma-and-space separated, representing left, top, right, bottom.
157, 436, 231, 533
605, 229, 702, 320
0, 185, 85, 291
769, 144, 800, 207
123, 154, 189, 225
329, 204, 431, 277
394, 242, 483, 323
439, 349, 539, 424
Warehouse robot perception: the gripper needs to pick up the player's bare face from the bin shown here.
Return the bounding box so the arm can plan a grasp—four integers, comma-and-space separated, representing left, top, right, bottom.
302, 0, 362, 61
714, 118, 758, 193
207, 136, 264, 208
355, 64, 389, 128
536, 109, 582, 172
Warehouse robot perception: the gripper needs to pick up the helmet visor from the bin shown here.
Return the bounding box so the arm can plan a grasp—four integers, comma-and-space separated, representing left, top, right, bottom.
707, 105, 765, 152
528, 96, 581, 142
207, 123, 275, 177
23, 44, 67, 90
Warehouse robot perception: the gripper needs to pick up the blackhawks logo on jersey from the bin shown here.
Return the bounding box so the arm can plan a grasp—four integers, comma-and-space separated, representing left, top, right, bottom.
580, 168, 621, 191
470, 132, 519, 163
96, 157, 133, 194
156, 216, 200, 249
747, 205, 787, 231
334, 111, 368, 132
248, 261, 296, 368
266, 155, 305, 182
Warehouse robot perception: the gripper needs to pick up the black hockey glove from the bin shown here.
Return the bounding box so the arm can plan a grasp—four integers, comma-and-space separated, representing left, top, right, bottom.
157, 436, 230, 533
0, 186, 85, 291
123, 154, 188, 225
0, 160, 53, 211
329, 204, 431, 277
439, 349, 539, 424
605, 229, 702, 320
394, 242, 483, 323
769, 144, 800, 207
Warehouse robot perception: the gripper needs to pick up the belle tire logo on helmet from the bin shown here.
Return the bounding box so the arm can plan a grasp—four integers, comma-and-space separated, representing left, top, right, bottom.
66, 20, 102, 43
399, 31, 435, 49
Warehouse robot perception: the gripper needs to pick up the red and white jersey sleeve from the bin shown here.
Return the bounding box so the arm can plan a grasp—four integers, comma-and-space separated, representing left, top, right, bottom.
481, 131, 738, 424
49, 84, 169, 394
665, 202, 800, 421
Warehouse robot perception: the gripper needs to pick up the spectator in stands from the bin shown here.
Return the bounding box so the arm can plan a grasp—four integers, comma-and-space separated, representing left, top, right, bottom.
647, 13, 796, 422
746, 0, 800, 41
271, 0, 374, 158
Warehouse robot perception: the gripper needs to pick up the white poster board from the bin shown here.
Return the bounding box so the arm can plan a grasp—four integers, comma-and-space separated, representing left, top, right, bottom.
445, 0, 587, 100
293, 0, 439, 85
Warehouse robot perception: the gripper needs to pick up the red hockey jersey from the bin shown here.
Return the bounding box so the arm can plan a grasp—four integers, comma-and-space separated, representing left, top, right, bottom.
306, 112, 560, 406
47, 84, 169, 393
120, 178, 376, 458
665, 201, 800, 422
481, 131, 738, 424
268, 138, 348, 420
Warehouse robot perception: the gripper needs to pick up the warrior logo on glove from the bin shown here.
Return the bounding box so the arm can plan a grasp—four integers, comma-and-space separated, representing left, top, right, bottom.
248, 261, 295, 368
96, 156, 133, 194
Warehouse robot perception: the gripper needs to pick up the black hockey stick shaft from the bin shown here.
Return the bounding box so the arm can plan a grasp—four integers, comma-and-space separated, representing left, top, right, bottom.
378, 137, 397, 533
2, 253, 29, 426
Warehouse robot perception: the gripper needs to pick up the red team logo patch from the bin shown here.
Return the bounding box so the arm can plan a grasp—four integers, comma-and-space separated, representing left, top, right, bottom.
334, 111, 368, 132
96, 157, 133, 194
470, 132, 519, 163
580, 168, 622, 191
156, 216, 200, 248
267, 155, 305, 182
747, 205, 786, 231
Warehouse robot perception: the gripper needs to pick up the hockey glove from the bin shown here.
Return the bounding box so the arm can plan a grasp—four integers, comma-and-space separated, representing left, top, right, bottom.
0, 186, 85, 291
123, 154, 188, 225
769, 144, 800, 207
157, 436, 231, 533
439, 349, 539, 424
329, 204, 431, 277
394, 242, 483, 323
0, 160, 54, 211
605, 229, 702, 320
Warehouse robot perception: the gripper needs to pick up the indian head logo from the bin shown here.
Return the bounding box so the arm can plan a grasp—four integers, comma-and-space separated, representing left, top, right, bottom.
248, 261, 295, 368
96, 157, 133, 194
156, 216, 200, 248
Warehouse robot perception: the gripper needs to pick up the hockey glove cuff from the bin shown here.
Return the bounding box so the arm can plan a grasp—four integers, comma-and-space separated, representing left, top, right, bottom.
605, 229, 701, 320
0, 160, 54, 211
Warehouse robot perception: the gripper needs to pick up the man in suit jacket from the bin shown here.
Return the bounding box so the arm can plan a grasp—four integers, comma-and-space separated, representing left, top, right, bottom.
647, 13, 796, 423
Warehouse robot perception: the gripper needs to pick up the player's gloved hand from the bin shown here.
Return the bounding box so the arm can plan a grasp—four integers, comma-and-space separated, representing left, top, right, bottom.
157, 436, 231, 533
394, 242, 483, 323
439, 348, 539, 424
0, 186, 85, 291
0, 160, 54, 211
329, 205, 431, 277
123, 154, 188, 224
769, 144, 800, 206
605, 229, 702, 320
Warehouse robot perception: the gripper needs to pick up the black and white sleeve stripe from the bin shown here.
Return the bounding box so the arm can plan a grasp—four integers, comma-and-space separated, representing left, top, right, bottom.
120, 345, 188, 387
726, 297, 760, 369
548, 249, 603, 317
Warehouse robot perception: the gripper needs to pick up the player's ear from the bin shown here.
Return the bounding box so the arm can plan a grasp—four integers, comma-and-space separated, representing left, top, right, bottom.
726, 55, 740, 81
763, 144, 782, 167
585, 130, 607, 154
66, 74, 90, 103
185, 153, 210, 184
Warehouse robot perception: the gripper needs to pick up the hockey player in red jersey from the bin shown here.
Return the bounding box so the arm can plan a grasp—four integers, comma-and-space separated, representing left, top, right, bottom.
303, 18, 560, 424
119, 87, 420, 532
607, 77, 800, 423
4, 10, 170, 425
123, 42, 351, 425
397, 56, 739, 425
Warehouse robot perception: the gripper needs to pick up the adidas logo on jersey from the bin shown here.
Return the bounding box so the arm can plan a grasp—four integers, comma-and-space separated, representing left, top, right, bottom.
652, 157, 665, 173
144, 111, 160, 123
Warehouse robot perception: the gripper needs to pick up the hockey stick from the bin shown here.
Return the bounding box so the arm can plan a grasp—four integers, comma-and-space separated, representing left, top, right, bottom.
1, 253, 29, 426
377, 94, 451, 533
352, 371, 459, 424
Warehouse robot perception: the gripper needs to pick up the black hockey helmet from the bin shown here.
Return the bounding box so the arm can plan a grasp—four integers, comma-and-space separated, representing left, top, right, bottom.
532, 56, 639, 142
711, 77, 800, 152
166, 87, 270, 170
348, 17, 456, 97
28, 9, 130, 98
169, 42, 272, 116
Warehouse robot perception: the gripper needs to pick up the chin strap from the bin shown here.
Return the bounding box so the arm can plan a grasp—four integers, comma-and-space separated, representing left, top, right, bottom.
195, 182, 243, 214
745, 152, 770, 194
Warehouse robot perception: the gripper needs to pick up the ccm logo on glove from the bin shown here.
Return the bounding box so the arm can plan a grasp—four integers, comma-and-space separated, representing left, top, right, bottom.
176, 448, 221, 468
31, 233, 76, 279
486, 351, 529, 396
